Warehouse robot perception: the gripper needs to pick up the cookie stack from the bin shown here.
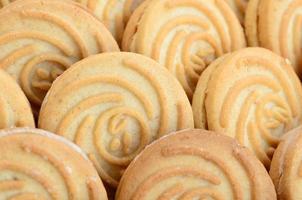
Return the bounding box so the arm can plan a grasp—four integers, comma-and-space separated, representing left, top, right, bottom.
0, 0, 301, 199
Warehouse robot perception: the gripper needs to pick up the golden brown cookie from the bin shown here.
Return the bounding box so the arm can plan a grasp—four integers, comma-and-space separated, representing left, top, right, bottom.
0, 0, 119, 112
38, 52, 194, 187
0, 0, 145, 45
0, 69, 34, 129
192, 47, 302, 169
0, 127, 108, 199
225, 0, 249, 24
270, 126, 302, 199
116, 129, 276, 200
122, 0, 246, 99
245, 0, 302, 76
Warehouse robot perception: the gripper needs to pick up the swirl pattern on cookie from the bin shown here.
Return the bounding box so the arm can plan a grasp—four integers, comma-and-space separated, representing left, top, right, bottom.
116, 129, 276, 200
38, 52, 193, 187
123, 0, 246, 99
0, 70, 34, 129
270, 127, 302, 200
192, 47, 302, 168
0, 128, 107, 200
245, 0, 302, 76
1, 0, 145, 45
0, 0, 119, 111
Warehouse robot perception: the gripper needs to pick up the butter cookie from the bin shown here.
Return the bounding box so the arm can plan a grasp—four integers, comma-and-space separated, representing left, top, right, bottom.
0, 0, 119, 111
116, 129, 276, 200
39, 52, 194, 187
245, 0, 302, 75
0, 128, 108, 200
270, 126, 302, 200
192, 47, 302, 168
123, 0, 246, 99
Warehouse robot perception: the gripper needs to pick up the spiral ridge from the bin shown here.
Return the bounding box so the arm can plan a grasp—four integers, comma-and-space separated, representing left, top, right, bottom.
0, 70, 34, 129
123, 0, 246, 99
225, 0, 248, 23
0, 128, 107, 200
75, 0, 145, 44
0, 0, 119, 109
270, 127, 302, 199
39, 52, 193, 187
116, 129, 276, 200
193, 48, 302, 168
246, 0, 302, 75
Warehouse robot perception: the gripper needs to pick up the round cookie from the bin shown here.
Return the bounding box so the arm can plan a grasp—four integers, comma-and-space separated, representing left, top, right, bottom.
122, 0, 246, 99
0, 128, 107, 200
245, 0, 302, 76
0, 0, 119, 112
0, 0, 145, 45
192, 47, 302, 169
225, 0, 249, 24
116, 129, 276, 200
0, 69, 34, 129
38, 52, 194, 187
270, 126, 302, 200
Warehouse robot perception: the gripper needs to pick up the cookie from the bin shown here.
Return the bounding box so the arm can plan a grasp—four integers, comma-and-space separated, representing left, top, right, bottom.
38, 52, 194, 187
192, 47, 302, 168
0, 128, 107, 199
270, 126, 302, 200
245, 0, 302, 76
122, 0, 246, 99
225, 0, 249, 24
0, 69, 34, 129
116, 129, 276, 200
0, 0, 145, 45
0, 0, 119, 112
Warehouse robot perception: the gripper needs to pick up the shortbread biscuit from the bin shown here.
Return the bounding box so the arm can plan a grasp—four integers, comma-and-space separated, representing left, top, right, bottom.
225, 0, 249, 24
0, 69, 34, 129
245, 0, 302, 76
0, 0, 119, 112
0, 128, 107, 200
192, 47, 302, 169
116, 129, 276, 200
270, 126, 302, 200
39, 52, 194, 187
122, 0, 246, 99
0, 0, 145, 45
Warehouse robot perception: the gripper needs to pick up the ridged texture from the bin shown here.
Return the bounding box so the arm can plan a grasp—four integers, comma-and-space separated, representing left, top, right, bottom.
192, 47, 302, 169
225, 0, 249, 23
0, 128, 107, 200
0, 70, 34, 129
270, 127, 302, 200
123, 0, 246, 99
245, 0, 302, 76
38, 52, 194, 187
116, 129, 276, 200
0, 0, 119, 111
78, 0, 146, 44
0, 0, 145, 45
